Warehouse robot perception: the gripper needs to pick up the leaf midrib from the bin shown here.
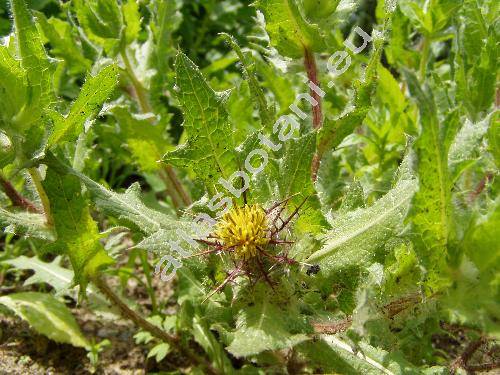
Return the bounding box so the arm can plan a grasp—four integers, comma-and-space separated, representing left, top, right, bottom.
181, 58, 228, 179
307, 181, 415, 261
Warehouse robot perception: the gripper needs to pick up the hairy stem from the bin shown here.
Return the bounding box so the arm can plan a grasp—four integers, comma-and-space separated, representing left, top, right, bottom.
311, 153, 320, 182
0, 172, 40, 213
303, 47, 322, 129
92, 275, 219, 375
28, 168, 53, 227
120, 49, 192, 208
304, 48, 323, 182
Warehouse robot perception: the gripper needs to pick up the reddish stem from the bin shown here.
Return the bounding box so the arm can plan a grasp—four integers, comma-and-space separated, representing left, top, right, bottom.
468, 172, 493, 203
305, 47, 322, 182
304, 47, 322, 129
311, 153, 320, 182
451, 337, 487, 374
0, 173, 40, 213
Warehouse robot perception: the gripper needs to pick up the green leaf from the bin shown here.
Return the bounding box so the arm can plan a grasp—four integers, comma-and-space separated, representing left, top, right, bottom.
338, 180, 365, 214
220, 33, 274, 128
376, 65, 406, 114
277, 131, 325, 232
0, 292, 89, 348
148, 0, 182, 109
192, 314, 233, 372
2, 255, 111, 313
48, 64, 119, 146
454, 0, 497, 121
35, 12, 92, 74
315, 335, 447, 374
307, 155, 417, 272
0, 207, 53, 240
441, 199, 500, 335
0, 132, 15, 167
302, 0, 340, 21
10, 0, 54, 129
163, 52, 238, 193
111, 106, 170, 172
73, 0, 123, 55
43, 166, 114, 291
147, 342, 170, 362
256, 57, 296, 114
122, 0, 141, 45
256, 0, 325, 58
0, 45, 27, 124
226, 299, 309, 357
488, 112, 500, 166
463, 200, 500, 275
317, 32, 385, 159
404, 71, 460, 290
448, 113, 493, 181
45, 153, 179, 235
3, 255, 73, 293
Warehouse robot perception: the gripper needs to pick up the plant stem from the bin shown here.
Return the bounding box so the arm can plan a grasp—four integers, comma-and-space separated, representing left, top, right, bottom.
0, 172, 40, 213
120, 50, 153, 114
304, 47, 323, 182
139, 251, 158, 314
450, 336, 486, 374
28, 167, 53, 227
165, 165, 192, 206
159, 168, 182, 211
120, 49, 192, 208
311, 153, 320, 182
92, 275, 219, 375
303, 47, 322, 129
419, 36, 430, 79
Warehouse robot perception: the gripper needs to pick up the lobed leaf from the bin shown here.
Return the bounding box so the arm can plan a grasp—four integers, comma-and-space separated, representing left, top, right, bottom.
43, 167, 114, 292
48, 64, 118, 146
404, 71, 460, 291
163, 52, 239, 193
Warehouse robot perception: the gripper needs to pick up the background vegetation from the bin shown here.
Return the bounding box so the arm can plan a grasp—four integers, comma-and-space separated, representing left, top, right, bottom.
0, 0, 498, 374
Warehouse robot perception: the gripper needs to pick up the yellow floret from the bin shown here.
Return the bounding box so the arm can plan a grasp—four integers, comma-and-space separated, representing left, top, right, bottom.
215, 204, 269, 260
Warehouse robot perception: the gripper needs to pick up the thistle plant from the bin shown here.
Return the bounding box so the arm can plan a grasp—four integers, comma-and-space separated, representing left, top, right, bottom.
0, 0, 498, 374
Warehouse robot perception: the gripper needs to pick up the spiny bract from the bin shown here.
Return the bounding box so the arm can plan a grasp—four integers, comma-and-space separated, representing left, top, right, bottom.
215, 204, 270, 260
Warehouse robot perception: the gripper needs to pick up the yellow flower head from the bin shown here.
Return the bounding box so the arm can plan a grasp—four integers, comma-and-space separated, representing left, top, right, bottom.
215, 204, 269, 260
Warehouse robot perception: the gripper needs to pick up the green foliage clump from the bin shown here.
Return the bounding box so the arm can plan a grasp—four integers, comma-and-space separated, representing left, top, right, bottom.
0, 0, 498, 373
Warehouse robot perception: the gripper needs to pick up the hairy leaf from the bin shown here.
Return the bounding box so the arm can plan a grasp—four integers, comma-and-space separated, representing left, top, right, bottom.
35, 12, 91, 74
43, 167, 114, 291
73, 0, 123, 55
3, 255, 73, 293
226, 298, 308, 357
404, 71, 460, 290
10, 0, 54, 129
0, 208, 53, 239
0, 45, 27, 123
256, 0, 325, 57
49, 64, 118, 146
0, 292, 89, 348
308, 156, 417, 271
221, 33, 274, 128
317, 32, 385, 159
163, 52, 238, 193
